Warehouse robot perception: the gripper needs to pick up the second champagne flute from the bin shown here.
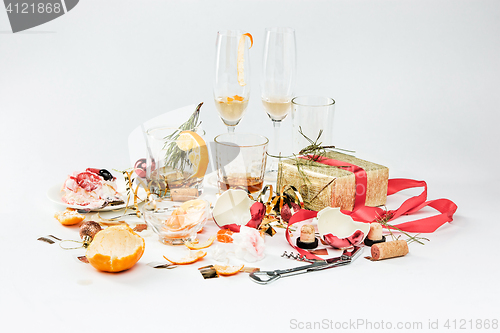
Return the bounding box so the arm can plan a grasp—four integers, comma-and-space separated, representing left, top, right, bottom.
214, 30, 253, 132
261, 27, 296, 179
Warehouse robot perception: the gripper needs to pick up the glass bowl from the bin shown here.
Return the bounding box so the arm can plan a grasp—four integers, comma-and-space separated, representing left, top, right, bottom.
142, 196, 209, 245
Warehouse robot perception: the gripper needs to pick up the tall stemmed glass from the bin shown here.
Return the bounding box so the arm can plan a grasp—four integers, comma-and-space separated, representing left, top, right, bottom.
214, 30, 253, 133
261, 27, 296, 179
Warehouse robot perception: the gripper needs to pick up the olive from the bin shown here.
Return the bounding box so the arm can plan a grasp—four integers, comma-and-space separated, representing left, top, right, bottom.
99, 169, 114, 181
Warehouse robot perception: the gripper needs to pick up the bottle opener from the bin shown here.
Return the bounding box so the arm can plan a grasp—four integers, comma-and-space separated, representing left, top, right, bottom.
249, 246, 363, 284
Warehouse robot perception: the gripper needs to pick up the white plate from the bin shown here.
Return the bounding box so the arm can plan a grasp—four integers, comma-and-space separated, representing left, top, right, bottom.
47, 173, 144, 211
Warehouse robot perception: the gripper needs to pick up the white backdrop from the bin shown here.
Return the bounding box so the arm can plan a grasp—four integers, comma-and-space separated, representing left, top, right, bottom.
1, 1, 499, 332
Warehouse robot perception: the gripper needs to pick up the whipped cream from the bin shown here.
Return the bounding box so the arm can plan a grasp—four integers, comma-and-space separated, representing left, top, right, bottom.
61, 169, 122, 208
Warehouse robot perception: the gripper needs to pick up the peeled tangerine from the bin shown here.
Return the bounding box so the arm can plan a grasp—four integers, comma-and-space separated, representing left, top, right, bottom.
86, 225, 145, 273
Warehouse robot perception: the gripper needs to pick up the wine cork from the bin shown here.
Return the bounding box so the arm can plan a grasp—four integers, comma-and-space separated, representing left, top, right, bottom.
296, 224, 318, 249
367, 222, 383, 240
371, 240, 409, 261
299, 224, 316, 243
170, 188, 199, 201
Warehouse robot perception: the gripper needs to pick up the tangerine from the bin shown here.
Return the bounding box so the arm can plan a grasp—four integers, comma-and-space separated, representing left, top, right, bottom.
86, 225, 145, 273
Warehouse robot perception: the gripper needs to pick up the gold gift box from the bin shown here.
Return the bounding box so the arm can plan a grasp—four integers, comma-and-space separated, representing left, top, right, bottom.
277, 151, 389, 212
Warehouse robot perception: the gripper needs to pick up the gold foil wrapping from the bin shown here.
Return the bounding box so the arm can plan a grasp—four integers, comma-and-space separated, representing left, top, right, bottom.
277, 151, 389, 212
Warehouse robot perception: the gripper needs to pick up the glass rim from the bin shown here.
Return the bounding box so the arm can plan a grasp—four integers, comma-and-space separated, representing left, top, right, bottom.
214, 132, 269, 148
217, 29, 247, 37
291, 96, 336, 107
143, 197, 209, 211
265, 27, 295, 34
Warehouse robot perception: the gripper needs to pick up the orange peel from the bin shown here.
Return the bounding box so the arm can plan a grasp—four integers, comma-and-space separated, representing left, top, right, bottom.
163, 250, 206, 265
217, 229, 234, 243
54, 209, 85, 226
214, 264, 245, 276
237, 33, 253, 86
243, 33, 253, 48
184, 235, 216, 250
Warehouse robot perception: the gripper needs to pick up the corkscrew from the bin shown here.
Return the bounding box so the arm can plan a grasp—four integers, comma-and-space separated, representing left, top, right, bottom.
250, 246, 363, 284
281, 251, 315, 263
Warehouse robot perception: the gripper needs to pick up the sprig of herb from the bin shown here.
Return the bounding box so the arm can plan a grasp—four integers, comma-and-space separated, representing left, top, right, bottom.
375, 208, 429, 245
271, 129, 354, 207
267, 127, 354, 161
298, 127, 355, 157
163, 102, 204, 171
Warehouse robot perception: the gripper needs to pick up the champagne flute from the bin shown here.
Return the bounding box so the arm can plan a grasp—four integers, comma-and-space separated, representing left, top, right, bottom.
261, 27, 297, 179
214, 30, 253, 132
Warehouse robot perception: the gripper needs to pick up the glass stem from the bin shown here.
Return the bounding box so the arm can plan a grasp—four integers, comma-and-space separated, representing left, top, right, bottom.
227, 125, 235, 133
270, 120, 281, 172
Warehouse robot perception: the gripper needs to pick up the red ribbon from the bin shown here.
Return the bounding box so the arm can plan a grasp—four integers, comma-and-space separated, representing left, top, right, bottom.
300, 155, 457, 232
286, 155, 458, 259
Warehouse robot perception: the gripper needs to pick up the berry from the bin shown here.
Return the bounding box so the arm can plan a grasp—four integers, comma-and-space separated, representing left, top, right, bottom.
99, 169, 114, 181
86, 168, 114, 181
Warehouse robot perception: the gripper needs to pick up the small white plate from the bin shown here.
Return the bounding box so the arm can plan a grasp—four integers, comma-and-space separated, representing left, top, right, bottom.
47, 174, 144, 211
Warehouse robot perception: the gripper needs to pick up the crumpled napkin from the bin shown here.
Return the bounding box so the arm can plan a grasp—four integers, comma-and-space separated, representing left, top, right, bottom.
232, 226, 266, 262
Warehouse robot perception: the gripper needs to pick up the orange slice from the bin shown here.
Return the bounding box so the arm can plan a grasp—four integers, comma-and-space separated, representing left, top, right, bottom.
214, 264, 244, 276
237, 33, 253, 86
217, 229, 234, 243
184, 235, 216, 250
54, 208, 85, 226
176, 131, 209, 179
163, 250, 207, 265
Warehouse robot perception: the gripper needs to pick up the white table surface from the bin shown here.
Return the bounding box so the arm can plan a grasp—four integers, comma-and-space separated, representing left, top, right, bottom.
1, 1, 499, 332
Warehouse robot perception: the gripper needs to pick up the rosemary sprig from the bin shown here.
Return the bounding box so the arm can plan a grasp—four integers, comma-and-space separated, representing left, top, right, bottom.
375, 208, 430, 245
163, 102, 204, 171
